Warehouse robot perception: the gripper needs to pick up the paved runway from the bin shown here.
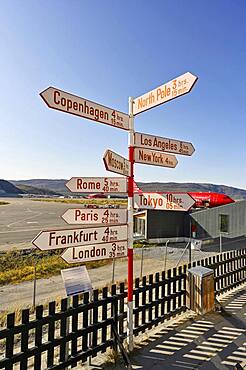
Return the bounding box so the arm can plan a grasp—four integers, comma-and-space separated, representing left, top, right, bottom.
0, 197, 81, 248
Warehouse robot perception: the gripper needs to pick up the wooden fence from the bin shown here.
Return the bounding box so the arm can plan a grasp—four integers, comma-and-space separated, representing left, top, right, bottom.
0, 248, 245, 369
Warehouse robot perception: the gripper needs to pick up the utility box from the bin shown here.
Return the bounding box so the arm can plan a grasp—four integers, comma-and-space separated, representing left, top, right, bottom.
187, 266, 215, 315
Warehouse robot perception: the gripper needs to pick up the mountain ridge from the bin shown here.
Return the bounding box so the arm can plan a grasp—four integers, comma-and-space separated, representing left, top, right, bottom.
9, 179, 246, 199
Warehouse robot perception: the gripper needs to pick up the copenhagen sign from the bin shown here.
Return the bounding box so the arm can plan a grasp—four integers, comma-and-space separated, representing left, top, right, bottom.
62, 208, 127, 225
134, 192, 195, 211
32, 225, 128, 251
40, 87, 129, 130
134, 148, 178, 168
133, 72, 198, 115
61, 240, 128, 263
103, 149, 130, 177
134, 132, 195, 156
66, 177, 127, 193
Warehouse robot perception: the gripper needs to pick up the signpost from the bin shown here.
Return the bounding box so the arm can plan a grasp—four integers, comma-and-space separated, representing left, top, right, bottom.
134, 147, 178, 168
133, 72, 198, 115
39, 71, 198, 353
32, 225, 128, 251
61, 208, 127, 225
66, 177, 127, 193
61, 240, 128, 263
40, 87, 129, 130
134, 192, 195, 211
134, 132, 195, 156
103, 149, 130, 177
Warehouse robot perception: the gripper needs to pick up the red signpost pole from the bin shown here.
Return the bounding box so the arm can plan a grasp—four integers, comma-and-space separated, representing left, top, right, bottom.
127, 97, 134, 351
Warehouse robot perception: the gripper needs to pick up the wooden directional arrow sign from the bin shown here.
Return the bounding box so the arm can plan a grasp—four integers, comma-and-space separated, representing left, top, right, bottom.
133, 72, 198, 115
103, 149, 130, 177
61, 240, 128, 264
134, 148, 177, 168
40, 87, 129, 130
134, 193, 195, 211
32, 225, 128, 251
66, 177, 127, 193
62, 208, 127, 225
135, 132, 195, 156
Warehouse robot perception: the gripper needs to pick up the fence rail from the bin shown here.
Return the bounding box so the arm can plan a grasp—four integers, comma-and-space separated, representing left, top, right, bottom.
0, 248, 245, 369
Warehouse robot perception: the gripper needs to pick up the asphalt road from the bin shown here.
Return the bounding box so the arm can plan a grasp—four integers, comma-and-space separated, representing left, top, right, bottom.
0, 197, 84, 249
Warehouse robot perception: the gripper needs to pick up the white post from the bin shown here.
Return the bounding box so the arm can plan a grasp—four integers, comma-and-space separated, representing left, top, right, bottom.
127, 97, 135, 352
220, 233, 222, 254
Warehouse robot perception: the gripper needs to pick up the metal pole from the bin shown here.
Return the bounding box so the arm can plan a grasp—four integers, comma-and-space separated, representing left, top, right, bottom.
189, 220, 192, 264
140, 244, 144, 280
127, 96, 134, 352
33, 258, 37, 308
112, 257, 115, 284
163, 240, 169, 271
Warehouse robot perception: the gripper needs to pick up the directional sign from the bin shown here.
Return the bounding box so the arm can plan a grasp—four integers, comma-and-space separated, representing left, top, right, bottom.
133, 72, 198, 115
62, 208, 127, 225
135, 132, 195, 156
134, 192, 195, 211
134, 148, 178, 168
103, 149, 130, 177
66, 177, 127, 193
40, 87, 129, 130
61, 240, 128, 264
32, 225, 128, 251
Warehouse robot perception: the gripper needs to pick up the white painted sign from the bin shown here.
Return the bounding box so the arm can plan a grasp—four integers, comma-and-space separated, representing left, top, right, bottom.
62, 208, 127, 225
134, 193, 195, 211
134, 148, 178, 168
133, 72, 198, 115
66, 177, 127, 193
61, 266, 92, 296
103, 149, 130, 177
135, 132, 195, 156
61, 240, 128, 264
32, 224, 128, 251
40, 87, 129, 130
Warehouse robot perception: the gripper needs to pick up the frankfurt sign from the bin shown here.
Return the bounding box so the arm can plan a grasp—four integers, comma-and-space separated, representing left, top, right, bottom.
134, 148, 178, 168
133, 72, 198, 115
134, 132, 195, 156
134, 192, 195, 211
66, 177, 127, 193
103, 149, 130, 177
32, 225, 128, 251
40, 87, 129, 130
61, 208, 127, 225
61, 240, 128, 263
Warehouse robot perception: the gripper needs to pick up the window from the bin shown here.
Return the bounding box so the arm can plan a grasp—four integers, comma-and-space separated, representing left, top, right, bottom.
219, 214, 229, 233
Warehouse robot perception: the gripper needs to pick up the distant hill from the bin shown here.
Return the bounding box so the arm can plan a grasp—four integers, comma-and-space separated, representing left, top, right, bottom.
11, 179, 67, 194
0, 180, 24, 196
16, 184, 62, 196
9, 179, 246, 200
137, 182, 246, 200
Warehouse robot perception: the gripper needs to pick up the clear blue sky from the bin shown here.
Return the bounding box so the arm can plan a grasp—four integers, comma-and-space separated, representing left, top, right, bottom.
1, 0, 246, 189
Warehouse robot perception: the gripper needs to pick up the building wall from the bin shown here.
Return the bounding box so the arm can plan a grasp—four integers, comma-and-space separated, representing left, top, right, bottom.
190, 200, 246, 239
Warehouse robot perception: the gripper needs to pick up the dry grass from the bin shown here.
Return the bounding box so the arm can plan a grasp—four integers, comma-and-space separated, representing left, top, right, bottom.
0, 249, 111, 286
32, 198, 127, 206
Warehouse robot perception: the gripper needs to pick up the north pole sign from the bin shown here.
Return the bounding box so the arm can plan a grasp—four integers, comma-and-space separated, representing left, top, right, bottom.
134, 132, 195, 156
40, 87, 129, 130
32, 225, 128, 251
66, 177, 127, 193
134, 148, 178, 168
62, 208, 127, 225
103, 149, 130, 176
61, 240, 128, 263
133, 72, 198, 115
134, 192, 195, 211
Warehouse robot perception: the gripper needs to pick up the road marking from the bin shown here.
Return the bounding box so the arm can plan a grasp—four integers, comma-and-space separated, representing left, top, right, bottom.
7, 212, 43, 227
